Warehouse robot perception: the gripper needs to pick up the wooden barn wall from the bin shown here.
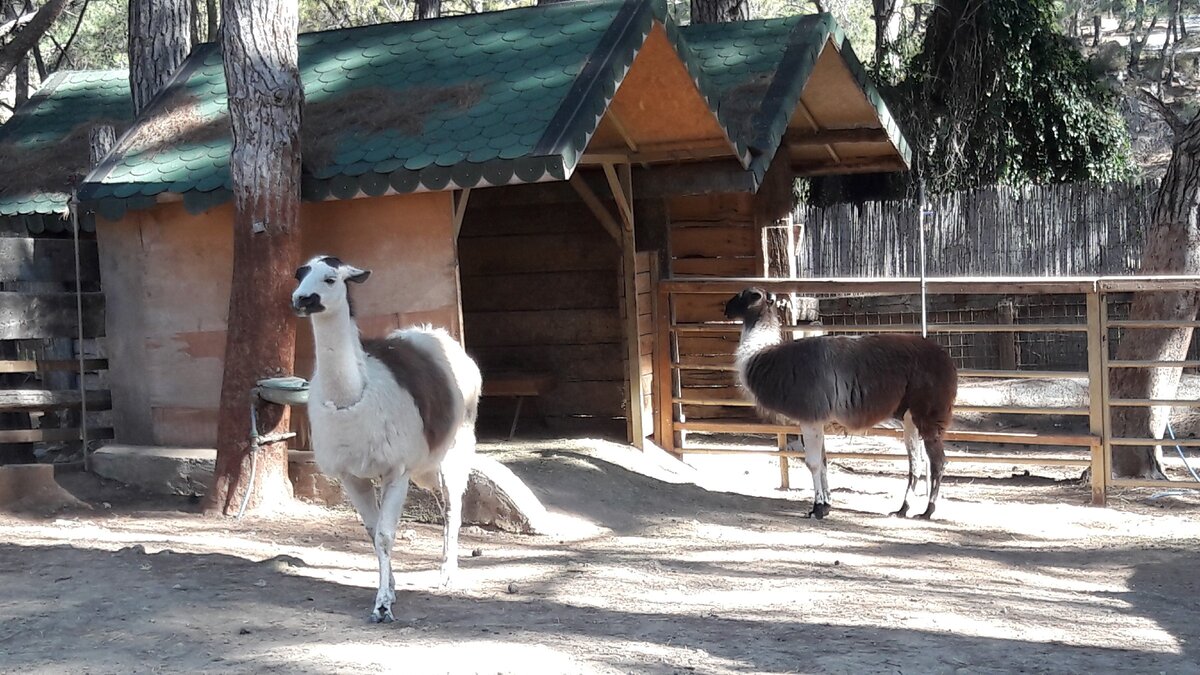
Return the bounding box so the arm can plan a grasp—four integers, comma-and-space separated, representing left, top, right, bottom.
458, 201, 625, 433
96, 192, 459, 447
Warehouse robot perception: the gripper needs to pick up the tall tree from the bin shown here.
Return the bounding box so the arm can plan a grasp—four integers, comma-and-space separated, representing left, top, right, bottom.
1108, 110, 1200, 479
128, 0, 191, 116
0, 0, 69, 81
204, 0, 302, 515
690, 0, 747, 24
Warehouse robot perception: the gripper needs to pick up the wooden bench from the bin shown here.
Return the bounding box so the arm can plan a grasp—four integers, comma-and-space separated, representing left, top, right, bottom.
480, 372, 555, 440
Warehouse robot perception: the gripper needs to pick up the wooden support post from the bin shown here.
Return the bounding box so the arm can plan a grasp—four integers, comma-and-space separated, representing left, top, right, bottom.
777, 433, 790, 490
654, 284, 678, 456
452, 188, 471, 239
997, 299, 1018, 370
570, 173, 623, 244
1085, 291, 1108, 506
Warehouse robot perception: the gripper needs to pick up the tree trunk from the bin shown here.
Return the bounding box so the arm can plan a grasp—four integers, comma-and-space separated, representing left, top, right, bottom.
690, 0, 748, 24
128, 0, 191, 116
206, 0, 218, 41
14, 56, 27, 106
204, 0, 302, 515
1109, 113, 1200, 479
416, 0, 439, 20
0, 0, 69, 82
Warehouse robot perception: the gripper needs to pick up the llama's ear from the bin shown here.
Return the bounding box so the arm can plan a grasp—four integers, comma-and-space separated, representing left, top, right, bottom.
346, 267, 371, 284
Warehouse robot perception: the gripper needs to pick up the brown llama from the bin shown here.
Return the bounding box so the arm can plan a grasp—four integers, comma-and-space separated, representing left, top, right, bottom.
724, 287, 958, 520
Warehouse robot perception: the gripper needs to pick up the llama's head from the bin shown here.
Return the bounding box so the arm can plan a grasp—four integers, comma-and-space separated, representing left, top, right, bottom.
724, 287, 776, 322
292, 255, 371, 317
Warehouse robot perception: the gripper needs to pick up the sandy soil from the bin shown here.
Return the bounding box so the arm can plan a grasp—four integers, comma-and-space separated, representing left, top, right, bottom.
1, 437, 1199, 675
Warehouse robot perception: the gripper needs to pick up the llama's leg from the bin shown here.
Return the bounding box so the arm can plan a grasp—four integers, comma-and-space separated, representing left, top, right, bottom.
917, 434, 947, 520
341, 476, 394, 592
369, 474, 411, 623
891, 412, 924, 518
438, 425, 476, 587
799, 423, 831, 519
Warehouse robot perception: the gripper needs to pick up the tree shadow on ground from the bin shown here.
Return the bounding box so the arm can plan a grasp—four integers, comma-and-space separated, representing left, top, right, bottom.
1, 542, 1193, 674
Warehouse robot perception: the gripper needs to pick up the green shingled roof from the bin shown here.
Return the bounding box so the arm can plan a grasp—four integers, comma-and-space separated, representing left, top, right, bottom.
682, 13, 911, 181
0, 70, 132, 216
74, 0, 909, 218
83, 0, 730, 218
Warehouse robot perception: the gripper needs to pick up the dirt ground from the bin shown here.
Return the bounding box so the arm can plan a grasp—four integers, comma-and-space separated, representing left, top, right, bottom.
2, 437, 1199, 675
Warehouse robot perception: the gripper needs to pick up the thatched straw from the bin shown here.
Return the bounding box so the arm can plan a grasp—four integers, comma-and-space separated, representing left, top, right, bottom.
0, 118, 131, 205
301, 82, 488, 170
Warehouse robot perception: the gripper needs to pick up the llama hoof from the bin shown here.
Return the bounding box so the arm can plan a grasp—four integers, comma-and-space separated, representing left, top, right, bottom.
370, 606, 395, 624
916, 505, 936, 520
807, 502, 831, 519
890, 505, 909, 518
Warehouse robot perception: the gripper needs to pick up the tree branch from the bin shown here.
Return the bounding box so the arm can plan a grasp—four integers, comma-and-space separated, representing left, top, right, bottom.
0, 8, 37, 38
1137, 87, 1186, 136
0, 0, 71, 82
50, 0, 88, 72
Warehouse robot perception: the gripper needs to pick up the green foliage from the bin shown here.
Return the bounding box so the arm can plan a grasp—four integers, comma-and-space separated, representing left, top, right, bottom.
896, 0, 1135, 193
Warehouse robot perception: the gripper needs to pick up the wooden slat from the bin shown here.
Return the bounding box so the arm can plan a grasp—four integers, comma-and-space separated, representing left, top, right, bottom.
0, 358, 107, 373
680, 446, 1092, 466
676, 420, 1098, 447
0, 389, 112, 412
670, 226, 759, 258
1108, 360, 1200, 368
958, 369, 1086, 379
1109, 398, 1200, 408
0, 427, 114, 444
1110, 437, 1200, 447
0, 237, 99, 283
0, 292, 105, 340
671, 257, 760, 277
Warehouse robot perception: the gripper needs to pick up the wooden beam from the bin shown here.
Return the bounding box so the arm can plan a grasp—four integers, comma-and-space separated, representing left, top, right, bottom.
581, 140, 736, 166
785, 128, 890, 147
605, 110, 638, 152
602, 163, 634, 232
793, 157, 910, 177
452, 188, 471, 239
569, 173, 623, 243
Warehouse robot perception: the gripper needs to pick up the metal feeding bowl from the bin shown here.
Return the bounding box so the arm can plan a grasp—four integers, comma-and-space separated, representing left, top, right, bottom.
255, 376, 310, 406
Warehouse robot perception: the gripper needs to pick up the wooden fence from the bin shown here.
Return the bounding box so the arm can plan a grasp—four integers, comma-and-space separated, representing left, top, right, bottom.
655, 276, 1200, 504
795, 180, 1159, 278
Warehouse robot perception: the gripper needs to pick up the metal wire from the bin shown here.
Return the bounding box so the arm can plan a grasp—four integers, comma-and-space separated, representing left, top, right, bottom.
69, 194, 89, 471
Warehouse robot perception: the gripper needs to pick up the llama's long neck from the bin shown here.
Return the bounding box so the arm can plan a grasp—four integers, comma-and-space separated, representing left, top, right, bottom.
309, 307, 367, 408
735, 307, 785, 375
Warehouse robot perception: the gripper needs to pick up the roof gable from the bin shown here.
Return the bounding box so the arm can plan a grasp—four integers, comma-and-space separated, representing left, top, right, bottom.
682, 14, 910, 181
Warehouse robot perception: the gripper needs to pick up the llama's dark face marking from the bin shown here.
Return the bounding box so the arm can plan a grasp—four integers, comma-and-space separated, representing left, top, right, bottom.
724, 287, 773, 321
292, 255, 371, 317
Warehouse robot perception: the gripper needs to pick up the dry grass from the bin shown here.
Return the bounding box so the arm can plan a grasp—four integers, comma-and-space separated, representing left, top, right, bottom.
300, 82, 487, 170
0, 118, 130, 202
720, 73, 773, 146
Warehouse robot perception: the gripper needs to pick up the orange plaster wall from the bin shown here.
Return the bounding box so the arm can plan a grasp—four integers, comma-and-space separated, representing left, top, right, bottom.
96, 191, 459, 448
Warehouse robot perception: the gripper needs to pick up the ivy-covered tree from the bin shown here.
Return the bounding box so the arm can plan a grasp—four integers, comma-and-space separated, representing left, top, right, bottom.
899, 0, 1134, 193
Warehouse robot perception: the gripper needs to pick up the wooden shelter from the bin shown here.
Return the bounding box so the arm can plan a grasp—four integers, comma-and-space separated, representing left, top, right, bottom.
70, 0, 909, 448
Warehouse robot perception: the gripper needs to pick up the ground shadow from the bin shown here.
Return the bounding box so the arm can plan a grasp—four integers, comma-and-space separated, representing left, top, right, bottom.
1, 542, 1193, 674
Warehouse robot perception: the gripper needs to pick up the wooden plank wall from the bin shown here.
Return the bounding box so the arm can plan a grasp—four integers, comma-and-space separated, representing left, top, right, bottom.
666, 194, 764, 423
458, 202, 625, 434
0, 235, 111, 463
619, 250, 656, 436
